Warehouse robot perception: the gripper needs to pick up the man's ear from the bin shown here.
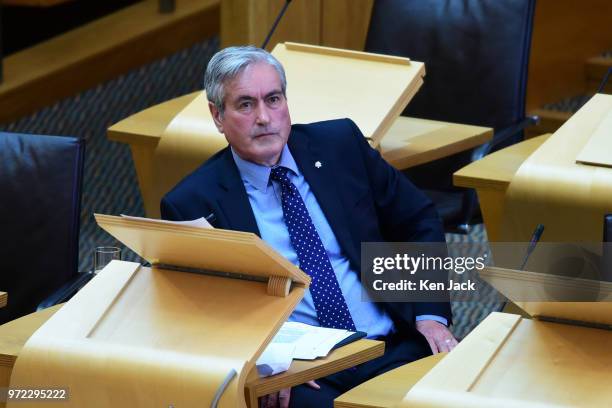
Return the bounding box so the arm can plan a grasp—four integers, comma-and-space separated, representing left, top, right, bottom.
208, 101, 224, 133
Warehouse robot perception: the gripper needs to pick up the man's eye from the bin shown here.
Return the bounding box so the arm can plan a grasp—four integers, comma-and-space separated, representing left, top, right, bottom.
239, 101, 252, 109
268, 96, 280, 104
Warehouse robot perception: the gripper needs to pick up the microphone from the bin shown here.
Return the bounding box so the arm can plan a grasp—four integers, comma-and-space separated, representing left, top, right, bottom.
597, 67, 612, 93
261, 0, 293, 49
519, 223, 545, 270
497, 223, 544, 312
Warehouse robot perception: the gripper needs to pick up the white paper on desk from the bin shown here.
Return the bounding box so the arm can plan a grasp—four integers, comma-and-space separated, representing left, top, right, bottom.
313, 329, 353, 358
293, 328, 352, 359
286, 322, 353, 360
256, 342, 295, 377
256, 322, 355, 377
256, 322, 311, 377
120, 214, 213, 228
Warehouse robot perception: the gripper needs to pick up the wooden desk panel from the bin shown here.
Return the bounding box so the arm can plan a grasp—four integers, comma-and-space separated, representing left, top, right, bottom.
0, 304, 382, 408
401, 312, 612, 408
381, 117, 492, 170
0, 305, 61, 407
453, 135, 550, 241
334, 352, 446, 408
245, 340, 384, 408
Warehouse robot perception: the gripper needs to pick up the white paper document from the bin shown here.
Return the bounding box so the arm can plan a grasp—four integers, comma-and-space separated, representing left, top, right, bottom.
256, 342, 296, 377
256, 322, 355, 377
120, 214, 213, 229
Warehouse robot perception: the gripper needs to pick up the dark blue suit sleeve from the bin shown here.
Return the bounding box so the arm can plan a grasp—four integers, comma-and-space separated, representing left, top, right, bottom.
349, 120, 452, 323
160, 197, 183, 221
350, 119, 445, 243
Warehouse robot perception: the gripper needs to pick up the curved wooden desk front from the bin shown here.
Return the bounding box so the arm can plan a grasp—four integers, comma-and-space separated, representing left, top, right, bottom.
0, 304, 383, 408
334, 352, 446, 408
108, 92, 492, 218
453, 134, 551, 241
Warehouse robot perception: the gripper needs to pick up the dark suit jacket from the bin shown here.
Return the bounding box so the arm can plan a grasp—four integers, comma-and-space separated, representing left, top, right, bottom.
161, 118, 452, 331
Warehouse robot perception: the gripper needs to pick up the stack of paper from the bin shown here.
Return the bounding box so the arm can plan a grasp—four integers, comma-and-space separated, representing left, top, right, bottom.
256, 322, 358, 377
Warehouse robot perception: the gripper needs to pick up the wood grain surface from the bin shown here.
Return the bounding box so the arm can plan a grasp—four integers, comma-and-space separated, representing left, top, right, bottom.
246, 340, 384, 407
334, 352, 446, 408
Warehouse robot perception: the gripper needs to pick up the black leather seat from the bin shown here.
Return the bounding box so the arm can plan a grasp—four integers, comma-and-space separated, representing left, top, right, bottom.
366, 0, 537, 232
0, 132, 87, 323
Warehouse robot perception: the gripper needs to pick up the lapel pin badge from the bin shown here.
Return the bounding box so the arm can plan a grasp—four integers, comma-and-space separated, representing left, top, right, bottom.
315, 161, 322, 169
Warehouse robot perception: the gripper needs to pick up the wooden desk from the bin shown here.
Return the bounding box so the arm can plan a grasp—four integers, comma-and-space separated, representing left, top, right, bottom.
453, 134, 551, 241
108, 91, 492, 216
334, 352, 446, 408
0, 293, 6, 309
245, 340, 385, 407
0, 304, 383, 408
380, 118, 492, 170
398, 311, 612, 408
0, 304, 61, 404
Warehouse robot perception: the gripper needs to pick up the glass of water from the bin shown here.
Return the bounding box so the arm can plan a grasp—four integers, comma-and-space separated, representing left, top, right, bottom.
93, 246, 121, 274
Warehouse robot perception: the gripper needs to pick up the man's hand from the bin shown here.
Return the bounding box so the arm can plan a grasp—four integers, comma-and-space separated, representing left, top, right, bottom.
415, 320, 458, 354
259, 380, 320, 408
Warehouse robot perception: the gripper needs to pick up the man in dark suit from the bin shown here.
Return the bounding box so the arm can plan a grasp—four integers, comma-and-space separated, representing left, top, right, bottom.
161, 46, 457, 408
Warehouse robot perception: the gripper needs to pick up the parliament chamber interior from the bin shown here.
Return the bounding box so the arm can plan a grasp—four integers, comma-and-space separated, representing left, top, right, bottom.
0, 0, 611, 407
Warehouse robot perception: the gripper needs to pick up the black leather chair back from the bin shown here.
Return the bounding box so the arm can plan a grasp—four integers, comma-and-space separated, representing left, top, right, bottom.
0, 132, 84, 323
366, 0, 535, 133
365, 1, 536, 229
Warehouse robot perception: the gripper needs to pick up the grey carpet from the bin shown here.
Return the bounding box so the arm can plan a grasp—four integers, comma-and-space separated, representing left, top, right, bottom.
446, 225, 500, 339
540, 50, 611, 113
543, 94, 593, 113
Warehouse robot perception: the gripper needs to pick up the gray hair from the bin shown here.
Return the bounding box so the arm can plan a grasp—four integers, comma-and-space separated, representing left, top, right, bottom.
204, 46, 287, 115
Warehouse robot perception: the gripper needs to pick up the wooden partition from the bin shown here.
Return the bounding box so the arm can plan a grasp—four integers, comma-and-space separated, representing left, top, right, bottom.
220, 0, 611, 112
220, 0, 373, 51
526, 0, 612, 110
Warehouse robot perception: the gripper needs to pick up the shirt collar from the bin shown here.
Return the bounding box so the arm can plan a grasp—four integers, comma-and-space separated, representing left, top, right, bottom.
231, 144, 300, 192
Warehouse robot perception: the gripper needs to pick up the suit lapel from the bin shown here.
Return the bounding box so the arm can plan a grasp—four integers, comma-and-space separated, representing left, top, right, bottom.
215, 150, 261, 236
213, 130, 358, 262
288, 129, 358, 265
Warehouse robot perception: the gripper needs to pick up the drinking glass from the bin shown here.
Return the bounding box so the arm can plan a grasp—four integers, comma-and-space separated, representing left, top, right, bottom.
93, 246, 121, 274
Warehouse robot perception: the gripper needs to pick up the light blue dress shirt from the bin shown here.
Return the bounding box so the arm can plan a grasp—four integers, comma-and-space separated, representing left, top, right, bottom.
231, 145, 446, 338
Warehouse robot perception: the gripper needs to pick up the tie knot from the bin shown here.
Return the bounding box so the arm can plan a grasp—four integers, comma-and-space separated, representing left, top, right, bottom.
270, 166, 290, 184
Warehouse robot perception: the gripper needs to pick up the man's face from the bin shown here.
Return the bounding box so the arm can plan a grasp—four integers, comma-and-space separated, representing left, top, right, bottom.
209, 62, 291, 166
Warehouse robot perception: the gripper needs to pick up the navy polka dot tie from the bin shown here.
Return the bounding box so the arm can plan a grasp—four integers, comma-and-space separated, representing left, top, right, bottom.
270, 166, 356, 331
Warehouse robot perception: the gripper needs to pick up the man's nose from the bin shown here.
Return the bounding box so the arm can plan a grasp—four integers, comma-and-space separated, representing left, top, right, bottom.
255, 103, 270, 125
